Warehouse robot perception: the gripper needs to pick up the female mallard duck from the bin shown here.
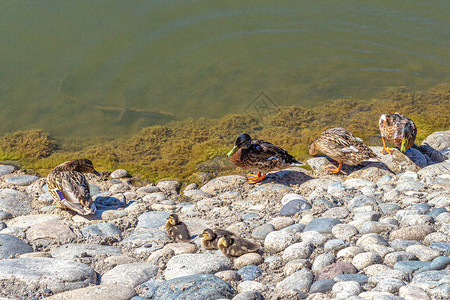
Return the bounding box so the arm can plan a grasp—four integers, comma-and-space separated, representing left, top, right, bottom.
165, 214, 190, 242
217, 234, 260, 257
201, 228, 235, 250
47, 159, 99, 215
227, 133, 304, 184
309, 128, 377, 174
379, 113, 417, 154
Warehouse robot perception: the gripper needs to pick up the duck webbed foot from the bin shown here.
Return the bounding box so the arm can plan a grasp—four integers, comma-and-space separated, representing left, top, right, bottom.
381, 137, 394, 155
246, 171, 267, 184
327, 162, 343, 174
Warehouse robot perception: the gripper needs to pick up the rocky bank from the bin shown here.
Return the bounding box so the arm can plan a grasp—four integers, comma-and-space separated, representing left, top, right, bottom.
0, 130, 449, 300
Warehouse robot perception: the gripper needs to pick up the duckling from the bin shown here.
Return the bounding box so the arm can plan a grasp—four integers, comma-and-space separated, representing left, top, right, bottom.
227, 133, 304, 184
217, 234, 260, 257
309, 128, 378, 174
379, 113, 417, 154
201, 228, 235, 250
165, 214, 190, 242
47, 159, 99, 215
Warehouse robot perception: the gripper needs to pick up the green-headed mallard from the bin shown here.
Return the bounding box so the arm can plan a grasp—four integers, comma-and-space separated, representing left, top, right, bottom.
201, 228, 235, 250
165, 214, 190, 242
379, 113, 417, 154
227, 133, 304, 184
47, 159, 99, 215
309, 128, 377, 174
217, 234, 260, 257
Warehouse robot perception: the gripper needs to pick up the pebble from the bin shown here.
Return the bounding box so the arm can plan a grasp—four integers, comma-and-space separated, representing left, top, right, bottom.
0, 257, 96, 294
0, 165, 15, 176
101, 263, 158, 287
389, 225, 435, 241
281, 193, 307, 205
334, 274, 368, 284
324, 239, 349, 253
284, 259, 310, 276
50, 243, 122, 259
237, 265, 263, 281
237, 280, 267, 294
151, 274, 236, 299
26, 219, 76, 246
276, 268, 313, 293
0, 211, 13, 221
234, 253, 263, 269
316, 261, 358, 280
322, 207, 349, 219
304, 218, 342, 234
164, 242, 197, 255
429, 242, 450, 255
136, 211, 171, 229
268, 217, 295, 230
121, 229, 170, 247
398, 285, 430, 300
332, 281, 362, 298
46, 285, 136, 300
0, 189, 32, 216
251, 223, 275, 240
405, 244, 440, 261
309, 278, 335, 294
311, 253, 336, 272
352, 252, 383, 270
164, 253, 232, 280
137, 186, 161, 194
332, 224, 358, 240
215, 270, 241, 282
232, 291, 263, 300
394, 261, 430, 273
0, 234, 33, 258
280, 199, 311, 216
384, 251, 417, 267
337, 246, 365, 259
110, 169, 129, 178
282, 241, 314, 261
264, 229, 301, 253
5, 175, 38, 186
300, 231, 328, 246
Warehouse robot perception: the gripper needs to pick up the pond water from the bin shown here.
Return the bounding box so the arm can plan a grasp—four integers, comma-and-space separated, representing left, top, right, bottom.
0, 1, 448, 140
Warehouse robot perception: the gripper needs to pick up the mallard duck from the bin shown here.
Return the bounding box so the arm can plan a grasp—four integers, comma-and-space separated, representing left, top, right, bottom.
227, 133, 304, 184
379, 113, 417, 154
217, 234, 260, 257
47, 159, 99, 215
165, 214, 190, 242
201, 228, 235, 250
309, 128, 378, 174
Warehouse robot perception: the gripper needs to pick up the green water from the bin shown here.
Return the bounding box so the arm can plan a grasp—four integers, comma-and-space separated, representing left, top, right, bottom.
1, 1, 449, 140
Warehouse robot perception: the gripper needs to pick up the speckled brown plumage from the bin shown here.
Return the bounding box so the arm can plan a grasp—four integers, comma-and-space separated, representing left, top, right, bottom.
47, 159, 98, 215
201, 228, 235, 250
165, 214, 190, 242
379, 113, 417, 152
217, 234, 260, 257
309, 128, 377, 173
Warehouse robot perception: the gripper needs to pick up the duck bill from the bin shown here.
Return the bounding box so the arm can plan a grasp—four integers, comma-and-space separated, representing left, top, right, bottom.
92, 169, 101, 176
227, 145, 238, 157
400, 137, 408, 153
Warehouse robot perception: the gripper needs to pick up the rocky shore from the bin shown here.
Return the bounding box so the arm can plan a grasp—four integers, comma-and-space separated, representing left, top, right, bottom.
0, 130, 449, 300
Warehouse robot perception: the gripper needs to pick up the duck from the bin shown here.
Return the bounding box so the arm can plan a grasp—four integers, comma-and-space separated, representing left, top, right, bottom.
309, 127, 378, 174
217, 234, 260, 257
227, 133, 304, 184
379, 113, 417, 154
165, 214, 190, 242
47, 159, 99, 215
201, 228, 235, 250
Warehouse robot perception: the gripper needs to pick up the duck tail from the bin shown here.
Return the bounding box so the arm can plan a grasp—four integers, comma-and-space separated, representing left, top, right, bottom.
289, 160, 305, 167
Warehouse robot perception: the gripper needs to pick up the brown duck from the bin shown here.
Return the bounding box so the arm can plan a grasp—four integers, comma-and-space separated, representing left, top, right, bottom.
47, 159, 99, 215
309, 128, 378, 174
379, 113, 417, 154
227, 133, 304, 184
165, 214, 190, 242
217, 234, 260, 257
201, 228, 235, 250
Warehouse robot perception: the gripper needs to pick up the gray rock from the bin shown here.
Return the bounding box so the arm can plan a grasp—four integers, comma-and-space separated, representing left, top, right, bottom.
312, 253, 336, 272
384, 252, 417, 267
368, 269, 408, 285
264, 227, 302, 253
421, 130, 450, 150
50, 243, 122, 259
427, 207, 447, 220
157, 180, 182, 196
406, 244, 440, 261
276, 268, 313, 293
164, 253, 232, 280
0, 189, 32, 216
348, 195, 382, 212
389, 225, 435, 241
332, 224, 358, 241
0, 165, 15, 176
374, 278, 406, 293
343, 178, 377, 189
26, 218, 76, 246
5, 175, 38, 186
309, 278, 335, 294
149, 274, 236, 299
0, 221, 5, 230
416, 255, 450, 272
137, 186, 161, 194
282, 241, 314, 261
300, 230, 328, 247
0, 257, 96, 294
418, 161, 450, 178
46, 285, 136, 300
110, 169, 129, 178
280, 199, 311, 216
237, 265, 263, 281
101, 263, 158, 287
234, 253, 263, 270
316, 261, 358, 280
304, 218, 341, 234
394, 260, 430, 273
332, 280, 362, 298
390, 239, 422, 251
237, 280, 267, 294
200, 175, 247, 196
252, 223, 275, 240
399, 285, 431, 300
81, 222, 122, 238
0, 211, 13, 221
232, 291, 263, 300
183, 189, 211, 201
352, 252, 382, 270
121, 229, 170, 247
136, 211, 171, 229
360, 221, 397, 234
0, 234, 33, 258
379, 203, 402, 215
334, 274, 368, 284
281, 193, 307, 205
430, 242, 450, 255
322, 207, 349, 219
324, 239, 349, 253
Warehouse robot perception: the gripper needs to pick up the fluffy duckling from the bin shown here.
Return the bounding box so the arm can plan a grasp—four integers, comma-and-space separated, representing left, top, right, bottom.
201, 228, 235, 250
165, 214, 190, 242
379, 113, 417, 154
47, 159, 99, 215
217, 234, 260, 257
227, 133, 304, 184
309, 128, 378, 174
